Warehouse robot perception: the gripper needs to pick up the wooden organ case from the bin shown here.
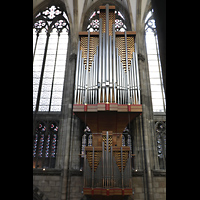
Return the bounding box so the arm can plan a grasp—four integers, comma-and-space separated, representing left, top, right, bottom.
73, 4, 142, 197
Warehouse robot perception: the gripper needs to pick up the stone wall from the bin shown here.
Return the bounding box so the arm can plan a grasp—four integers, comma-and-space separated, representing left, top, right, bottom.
68, 176, 84, 200
132, 176, 145, 200
153, 176, 166, 200
33, 169, 62, 200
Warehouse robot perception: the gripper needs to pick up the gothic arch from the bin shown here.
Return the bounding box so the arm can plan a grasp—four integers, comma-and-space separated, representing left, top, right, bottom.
142, 0, 152, 24
80, 0, 132, 32
33, 0, 72, 26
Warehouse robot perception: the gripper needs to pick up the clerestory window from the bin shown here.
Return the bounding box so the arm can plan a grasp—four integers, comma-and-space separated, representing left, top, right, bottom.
33, 5, 70, 112
145, 9, 166, 113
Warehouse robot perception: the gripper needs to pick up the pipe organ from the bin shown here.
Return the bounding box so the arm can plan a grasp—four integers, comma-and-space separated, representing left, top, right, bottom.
73, 4, 143, 197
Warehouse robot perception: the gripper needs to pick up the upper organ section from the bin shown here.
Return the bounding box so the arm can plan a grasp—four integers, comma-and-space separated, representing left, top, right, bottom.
73, 5, 141, 106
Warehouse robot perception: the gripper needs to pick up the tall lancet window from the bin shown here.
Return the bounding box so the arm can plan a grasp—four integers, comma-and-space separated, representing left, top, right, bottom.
33, 5, 70, 112
145, 9, 166, 112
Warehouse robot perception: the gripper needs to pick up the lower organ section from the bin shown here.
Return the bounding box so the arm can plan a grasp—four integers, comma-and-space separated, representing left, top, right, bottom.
83, 131, 133, 196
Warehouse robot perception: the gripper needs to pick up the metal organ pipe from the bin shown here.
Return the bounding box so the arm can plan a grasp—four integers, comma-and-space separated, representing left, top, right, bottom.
84, 31, 90, 104
105, 4, 109, 103
95, 46, 98, 104
134, 43, 141, 104
116, 48, 120, 104
112, 24, 117, 103
98, 18, 102, 103
81, 58, 85, 104
102, 32, 106, 103
125, 31, 130, 104
109, 35, 113, 103
77, 50, 82, 104
74, 41, 80, 104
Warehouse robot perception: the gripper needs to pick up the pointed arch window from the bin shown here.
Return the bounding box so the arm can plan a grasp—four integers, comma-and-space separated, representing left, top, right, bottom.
86, 9, 127, 32
145, 9, 166, 113
33, 5, 70, 112
33, 121, 59, 169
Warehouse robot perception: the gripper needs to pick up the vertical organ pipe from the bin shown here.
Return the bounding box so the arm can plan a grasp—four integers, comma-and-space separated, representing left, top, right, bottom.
102, 33, 106, 103
93, 58, 95, 104
132, 52, 137, 104
74, 41, 80, 104
109, 35, 112, 103
119, 56, 122, 104
92, 147, 94, 188
134, 43, 140, 104
102, 141, 105, 187
81, 59, 85, 104
84, 31, 90, 104
121, 147, 124, 188
112, 24, 117, 103
130, 59, 134, 104
125, 31, 130, 104
105, 4, 109, 103
116, 48, 120, 104
98, 18, 102, 103
95, 46, 98, 104
77, 50, 82, 104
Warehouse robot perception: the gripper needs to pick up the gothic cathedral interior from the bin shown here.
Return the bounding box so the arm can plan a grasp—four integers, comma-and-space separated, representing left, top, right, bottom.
33, 0, 166, 200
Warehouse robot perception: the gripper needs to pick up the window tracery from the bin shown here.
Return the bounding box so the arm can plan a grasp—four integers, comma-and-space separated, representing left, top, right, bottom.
33, 5, 69, 112
145, 9, 166, 112
86, 9, 127, 32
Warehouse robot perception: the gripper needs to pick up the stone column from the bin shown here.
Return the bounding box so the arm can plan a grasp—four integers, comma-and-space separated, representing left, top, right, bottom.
55, 0, 79, 199
136, 1, 159, 199
55, 35, 79, 200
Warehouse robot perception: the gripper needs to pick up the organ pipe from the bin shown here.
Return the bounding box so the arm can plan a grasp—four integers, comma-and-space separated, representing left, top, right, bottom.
106, 4, 109, 103
134, 43, 141, 104
109, 35, 112, 103
102, 32, 106, 103
74, 41, 80, 104
125, 31, 130, 104
98, 18, 102, 103
112, 24, 117, 103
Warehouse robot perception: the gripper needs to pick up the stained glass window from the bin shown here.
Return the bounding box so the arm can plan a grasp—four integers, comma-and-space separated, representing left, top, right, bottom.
145, 10, 166, 113
33, 5, 70, 112
155, 121, 166, 169
86, 9, 127, 32
33, 121, 59, 169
